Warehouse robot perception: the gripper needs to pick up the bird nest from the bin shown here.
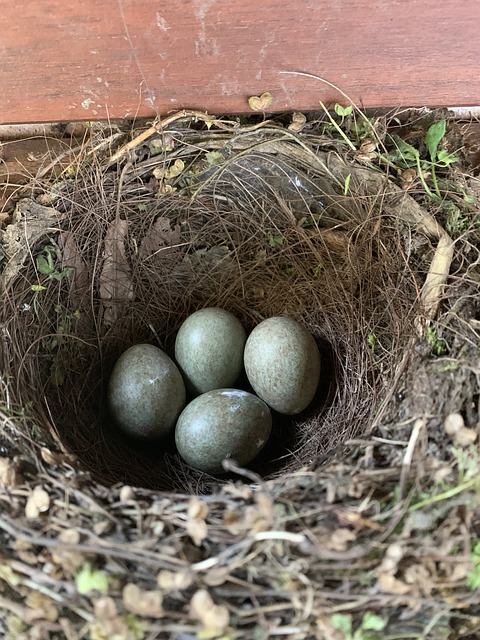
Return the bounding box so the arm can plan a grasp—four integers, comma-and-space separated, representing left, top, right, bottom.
0, 110, 478, 638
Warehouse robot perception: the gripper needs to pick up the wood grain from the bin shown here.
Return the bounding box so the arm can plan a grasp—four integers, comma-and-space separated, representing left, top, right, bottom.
1, 0, 479, 124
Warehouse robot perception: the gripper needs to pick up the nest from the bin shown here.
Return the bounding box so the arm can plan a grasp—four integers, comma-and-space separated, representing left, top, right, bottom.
1, 116, 427, 493
2, 111, 479, 638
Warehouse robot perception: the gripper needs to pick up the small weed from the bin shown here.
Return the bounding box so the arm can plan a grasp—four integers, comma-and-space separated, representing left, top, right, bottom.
331, 611, 386, 640
467, 541, 480, 589
313, 263, 324, 278
43, 304, 81, 352
386, 119, 459, 200
344, 173, 352, 195
30, 245, 73, 318
268, 234, 284, 248
444, 201, 471, 236
334, 104, 354, 118
425, 326, 447, 357
436, 360, 459, 373
320, 102, 356, 151
75, 563, 109, 595
35, 244, 73, 284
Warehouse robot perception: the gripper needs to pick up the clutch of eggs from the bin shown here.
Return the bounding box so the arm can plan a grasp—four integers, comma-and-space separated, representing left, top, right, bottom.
106, 309, 321, 474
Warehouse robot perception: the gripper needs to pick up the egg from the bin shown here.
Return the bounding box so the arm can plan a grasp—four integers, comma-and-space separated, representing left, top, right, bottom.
243, 317, 321, 415
175, 307, 246, 396
108, 343, 186, 440
175, 389, 272, 474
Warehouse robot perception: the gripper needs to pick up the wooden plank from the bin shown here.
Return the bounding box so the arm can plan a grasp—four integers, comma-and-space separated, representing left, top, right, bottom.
1, 0, 479, 124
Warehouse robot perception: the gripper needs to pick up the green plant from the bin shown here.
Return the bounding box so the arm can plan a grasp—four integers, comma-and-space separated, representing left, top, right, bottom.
387, 120, 459, 200
30, 245, 74, 318
320, 102, 356, 151
33, 244, 73, 287
467, 541, 480, 589
268, 234, 284, 248
331, 612, 387, 640
425, 326, 447, 356
444, 201, 471, 236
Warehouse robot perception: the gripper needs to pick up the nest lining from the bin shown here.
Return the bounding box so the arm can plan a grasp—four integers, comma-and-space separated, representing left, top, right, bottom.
0, 120, 428, 493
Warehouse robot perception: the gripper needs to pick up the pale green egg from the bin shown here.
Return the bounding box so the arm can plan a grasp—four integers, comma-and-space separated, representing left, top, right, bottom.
175, 389, 272, 474
244, 317, 321, 415
175, 308, 246, 396
108, 343, 186, 440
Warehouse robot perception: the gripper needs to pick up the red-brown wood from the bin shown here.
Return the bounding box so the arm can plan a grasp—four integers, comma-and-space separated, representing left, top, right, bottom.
1, 0, 479, 124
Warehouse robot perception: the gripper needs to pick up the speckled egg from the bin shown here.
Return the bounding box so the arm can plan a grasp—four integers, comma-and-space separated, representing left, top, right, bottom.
174, 308, 247, 396
243, 317, 321, 415
175, 389, 272, 474
108, 343, 186, 440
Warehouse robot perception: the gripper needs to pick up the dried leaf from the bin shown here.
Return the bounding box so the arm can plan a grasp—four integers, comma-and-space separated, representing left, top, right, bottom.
25, 485, 50, 519
190, 589, 229, 633
188, 497, 209, 520
186, 497, 209, 546
444, 413, 477, 445
138, 216, 182, 272
377, 572, 410, 595
400, 168, 417, 189
119, 485, 135, 501
165, 159, 185, 179
404, 563, 434, 596
90, 598, 134, 640
0, 563, 21, 586
40, 447, 76, 467
0, 456, 20, 486
157, 569, 193, 591
98, 219, 134, 325
187, 518, 208, 547
94, 596, 118, 621
327, 528, 357, 551
122, 583, 164, 618
203, 567, 230, 587
288, 112, 307, 132
444, 413, 464, 435
455, 427, 477, 446
244, 493, 274, 534
248, 91, 273, 111
25, 592, 58, 623
355, 139, 377, 162
51, 529, 84, 573
58, 230, 91, 307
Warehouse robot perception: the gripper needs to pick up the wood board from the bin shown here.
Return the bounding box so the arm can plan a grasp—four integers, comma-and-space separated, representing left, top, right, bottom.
1, 0, 479, 124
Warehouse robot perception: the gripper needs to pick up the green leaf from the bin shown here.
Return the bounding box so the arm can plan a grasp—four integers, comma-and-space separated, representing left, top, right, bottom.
367, 333, 376, 354
268, 234, 284, 248
49, 267, 73, 282
31, 284, 46, 292
334, 104, 353, 117
344, 173, 351, 195
425, 119, 446, 162
205, 150, 225, 165
361, 612, 386, 631
436, 148, 460, 166
36, 255, 53, 275
390, 135, 419, 164
75, 563, 109, 594
331, 613, 352, 636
